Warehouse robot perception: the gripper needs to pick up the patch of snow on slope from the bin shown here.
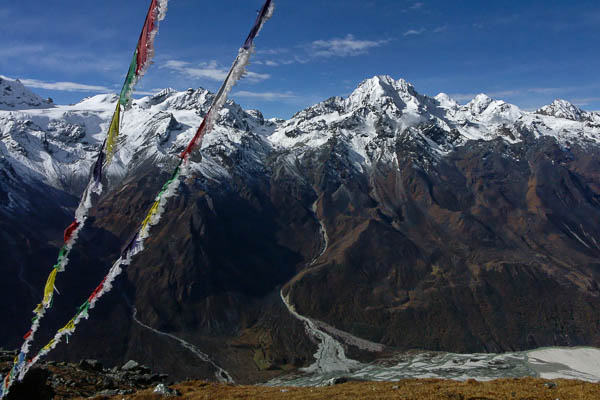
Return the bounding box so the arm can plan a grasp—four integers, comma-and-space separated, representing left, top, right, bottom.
527, 347, 600, 382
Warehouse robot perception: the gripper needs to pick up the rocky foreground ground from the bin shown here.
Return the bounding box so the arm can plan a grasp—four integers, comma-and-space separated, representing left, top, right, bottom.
1, 349, 169, 399
3, 350, 600, 399
100, 378, 600, 400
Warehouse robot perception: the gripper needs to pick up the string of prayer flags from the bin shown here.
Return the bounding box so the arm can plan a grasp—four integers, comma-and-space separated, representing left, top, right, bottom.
0, 1, 170, 398
14, 1, 275, 388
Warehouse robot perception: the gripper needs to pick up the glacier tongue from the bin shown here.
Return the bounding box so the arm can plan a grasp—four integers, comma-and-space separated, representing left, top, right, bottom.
267, 347, 600, 387
280, 291, 362, 374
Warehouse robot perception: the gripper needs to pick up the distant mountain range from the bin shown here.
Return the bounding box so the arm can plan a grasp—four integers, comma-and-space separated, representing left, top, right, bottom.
0, 75, 599, 383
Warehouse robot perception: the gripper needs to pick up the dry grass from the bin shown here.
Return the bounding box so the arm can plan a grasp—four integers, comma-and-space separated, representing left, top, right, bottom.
101, 377, 600, 400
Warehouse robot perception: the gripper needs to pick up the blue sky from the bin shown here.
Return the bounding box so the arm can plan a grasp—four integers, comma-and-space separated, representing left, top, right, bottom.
1, 0, 599, 118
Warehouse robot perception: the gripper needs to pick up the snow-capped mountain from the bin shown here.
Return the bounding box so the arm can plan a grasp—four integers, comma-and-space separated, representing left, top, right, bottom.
536, 99, 600, 123
268, 76, 599, 173
0, 76, 54, 111
1, 75, 600, 383
0, 78, 274, 204
270, 75, 599, 149
1, 74, 598, 201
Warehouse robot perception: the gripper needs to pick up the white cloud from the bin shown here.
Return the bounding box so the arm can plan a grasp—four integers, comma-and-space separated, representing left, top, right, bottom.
310, 34, 389, 58
253, 35, 390, 67
256, 48, 288, 55
404, 28, 426, 36
0, 45, 123, 75
18, 78, 112, 93
162, 60, 270, 82
0, 44, 45, 58
163, 60, 227, 81
572, 97, 600, 106
527, 86, 575, 94
162, 60, 188, 70
233, 91, 297, 101
245, 71, 271, 81
410, 2, 424, 10
253, 59, 282, 67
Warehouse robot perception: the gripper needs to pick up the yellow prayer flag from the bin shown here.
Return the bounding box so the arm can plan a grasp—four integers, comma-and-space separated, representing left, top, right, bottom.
141, 201, 160, 230
42, 269, 58, 307
105, 102, 121, 164
58, 319, 76, 333
34, 303, 44, 314
42, 339, 55, 352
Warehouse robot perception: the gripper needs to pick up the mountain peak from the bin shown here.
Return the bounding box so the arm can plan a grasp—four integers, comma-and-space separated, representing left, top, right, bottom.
137, 87, 212, 111
536, 99, 585, 121
465, 94, 493, 113
347, 76, 419, 110
359, 75, 416, 93
76, 94, 118, 107
435, 93, 459, 110
0, 76, 54, 111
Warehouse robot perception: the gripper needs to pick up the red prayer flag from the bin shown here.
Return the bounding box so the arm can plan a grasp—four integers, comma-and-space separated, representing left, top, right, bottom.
180, 118, 207, 159
136, 0, 158, 75
63, 221, 80, 243
88, 277, 107, 303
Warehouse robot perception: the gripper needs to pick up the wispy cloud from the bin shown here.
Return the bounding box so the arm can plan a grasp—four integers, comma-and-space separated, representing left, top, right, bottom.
0, 10, 117, 43
0, 44, 45, 58
310, 34, 389, 58
0, 43, 124, 76
163, 60, 226, 81
253, 34, 391, 67
162, 60, 270, 82
256, 48, 288, 56
527, 86, 578, 94
18, 78, 112, 93
401, 2, 425, 12
571, 97, 600, 106
404, 28, 426, 36
254, 60, 280, 67
233, 91, 297, 101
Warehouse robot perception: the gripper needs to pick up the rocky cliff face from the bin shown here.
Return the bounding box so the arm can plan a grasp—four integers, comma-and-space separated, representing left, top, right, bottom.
1, 76, 599, 383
